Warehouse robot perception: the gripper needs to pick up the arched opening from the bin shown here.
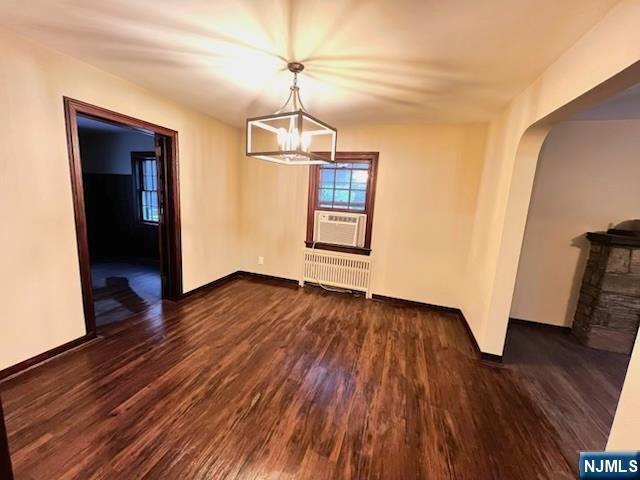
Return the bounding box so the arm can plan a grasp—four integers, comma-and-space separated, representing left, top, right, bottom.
480, 60, 640, 355
492, 64, 640, 465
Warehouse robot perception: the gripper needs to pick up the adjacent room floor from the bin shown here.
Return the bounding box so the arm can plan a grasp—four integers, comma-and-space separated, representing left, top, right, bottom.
91, 261, 161, 327
503, 321, 631, 470
1, 277, 575, 479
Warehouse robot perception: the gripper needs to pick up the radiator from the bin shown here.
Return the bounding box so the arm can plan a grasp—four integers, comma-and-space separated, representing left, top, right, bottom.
300, 249, 372, 298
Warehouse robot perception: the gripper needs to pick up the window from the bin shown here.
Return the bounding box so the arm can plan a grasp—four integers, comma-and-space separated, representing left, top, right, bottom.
318, 162, 369, 211
133, 153, 160, 223
306, 152, 378, 255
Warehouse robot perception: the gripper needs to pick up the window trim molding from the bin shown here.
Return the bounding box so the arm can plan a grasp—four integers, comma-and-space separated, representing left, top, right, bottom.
131, 151, 160, 225
306, 152, 379, 256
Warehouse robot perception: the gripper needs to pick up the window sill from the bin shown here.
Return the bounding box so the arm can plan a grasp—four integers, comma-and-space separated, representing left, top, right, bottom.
304, 241, 371, 256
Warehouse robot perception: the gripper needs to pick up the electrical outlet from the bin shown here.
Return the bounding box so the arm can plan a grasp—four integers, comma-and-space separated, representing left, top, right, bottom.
258, 256, 264, 265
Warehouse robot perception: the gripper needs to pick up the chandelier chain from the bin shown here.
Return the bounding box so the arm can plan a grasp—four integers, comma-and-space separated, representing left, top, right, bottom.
274, 69, 308, 114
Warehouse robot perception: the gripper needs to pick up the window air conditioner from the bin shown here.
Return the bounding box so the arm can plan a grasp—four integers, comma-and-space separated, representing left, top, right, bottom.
313, 210, 367, 247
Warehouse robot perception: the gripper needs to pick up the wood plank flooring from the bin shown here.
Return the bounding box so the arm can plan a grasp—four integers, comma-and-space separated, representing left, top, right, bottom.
503, 321, 631, 470
0, 277, 574, 479
91, 261, 161, 327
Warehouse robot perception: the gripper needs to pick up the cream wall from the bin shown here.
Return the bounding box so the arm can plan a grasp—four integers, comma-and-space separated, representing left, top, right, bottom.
240, 123, 487, 308
0, 29, 242, 371
511, 120, 640, 327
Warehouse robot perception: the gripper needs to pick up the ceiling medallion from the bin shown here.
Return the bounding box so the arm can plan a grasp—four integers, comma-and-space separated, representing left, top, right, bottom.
246, 62, 337, 165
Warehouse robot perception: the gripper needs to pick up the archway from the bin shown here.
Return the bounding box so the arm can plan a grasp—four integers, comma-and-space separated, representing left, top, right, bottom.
484, 62, 640, 454
480, 60, 640, 357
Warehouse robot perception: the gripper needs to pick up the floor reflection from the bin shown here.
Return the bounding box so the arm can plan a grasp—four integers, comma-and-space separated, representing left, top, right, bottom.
91, 261, 161, 327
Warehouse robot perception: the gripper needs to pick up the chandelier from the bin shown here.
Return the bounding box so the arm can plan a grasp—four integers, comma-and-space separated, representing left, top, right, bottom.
246, 62, 337, 165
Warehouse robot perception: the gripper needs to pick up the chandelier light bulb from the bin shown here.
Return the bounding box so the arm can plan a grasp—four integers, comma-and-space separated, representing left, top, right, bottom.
289, 126, 300, 150
277, 128, 288, 150
301, 132, 311, 152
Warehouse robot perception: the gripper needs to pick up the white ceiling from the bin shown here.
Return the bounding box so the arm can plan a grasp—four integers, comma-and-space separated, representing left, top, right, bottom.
0, 0, 620, 126
571, 83, 640, 121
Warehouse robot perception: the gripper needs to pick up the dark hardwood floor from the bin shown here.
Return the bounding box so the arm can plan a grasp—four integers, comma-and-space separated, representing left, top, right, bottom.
0, 277, 574, 479
91, 261, 161, 327
503, 321, 631, 470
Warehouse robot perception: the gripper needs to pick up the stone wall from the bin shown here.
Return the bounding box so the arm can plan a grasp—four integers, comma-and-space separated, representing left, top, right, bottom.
573, 241, 640, 354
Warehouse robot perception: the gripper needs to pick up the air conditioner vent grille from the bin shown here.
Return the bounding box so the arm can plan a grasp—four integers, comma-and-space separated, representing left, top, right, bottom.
314, 210, 366, 247
328, 215, 357, 223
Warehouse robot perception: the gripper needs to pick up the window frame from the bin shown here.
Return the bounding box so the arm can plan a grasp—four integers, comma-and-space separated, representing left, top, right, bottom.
306, 152, 379, 256
131, 151, 160, 225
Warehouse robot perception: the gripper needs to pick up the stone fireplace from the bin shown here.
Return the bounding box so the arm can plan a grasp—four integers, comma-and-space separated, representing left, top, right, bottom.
573, 220, 640, 354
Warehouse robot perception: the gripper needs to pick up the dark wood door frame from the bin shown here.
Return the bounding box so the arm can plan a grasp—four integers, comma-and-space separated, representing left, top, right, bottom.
0, 396, 13, 480
64, 97, 182, 336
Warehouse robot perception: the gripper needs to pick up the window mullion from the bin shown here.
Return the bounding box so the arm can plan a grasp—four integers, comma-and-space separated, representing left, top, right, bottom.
317, 167, 323, 210
331, 165, 337, 209
348, 167, 354, 209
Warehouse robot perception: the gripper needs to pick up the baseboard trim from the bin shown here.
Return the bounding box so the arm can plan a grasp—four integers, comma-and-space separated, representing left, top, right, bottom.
371, 294, 460, 313
371, 293, 502, 364
181, 271, 302, 300
457, 309, 483, 356
0, 333, 97, 383
180, 271, 241, 299
480, 352, 504, 363
236, 271, 300, 288
509, 317, 572, 333
457, 309, 503, 364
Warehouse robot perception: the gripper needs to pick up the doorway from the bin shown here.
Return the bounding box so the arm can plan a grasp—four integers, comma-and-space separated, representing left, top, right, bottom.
64, 98, 182, 334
